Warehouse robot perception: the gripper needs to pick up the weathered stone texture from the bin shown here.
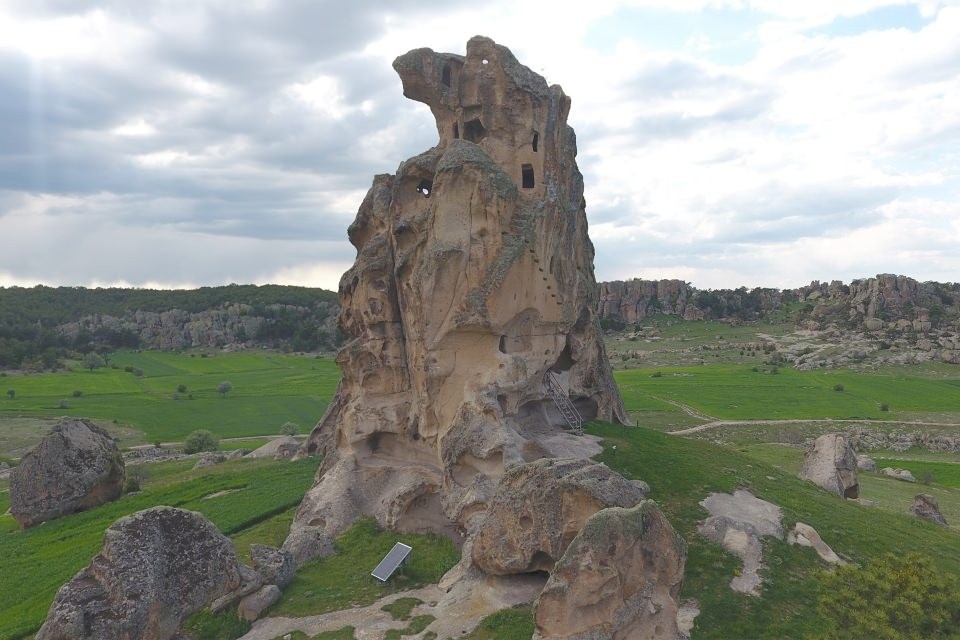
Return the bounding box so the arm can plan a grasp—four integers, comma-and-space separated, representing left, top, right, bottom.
798, 433, 859, 498
10, 418, 124, 528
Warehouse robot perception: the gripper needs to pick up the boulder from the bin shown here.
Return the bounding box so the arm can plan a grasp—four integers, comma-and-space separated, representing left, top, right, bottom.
193, 452, 226, 469
909, 494, 948, 526
534, 501, 686, 640
36, 507, 242, 640
798, 434, 859, 498
472, 458, 646, 575
238, 584, 281, 622
273, 442, 300, 460
287, 36, 628, 564
226, 448, 248, 460
246, 436, 300, 459
787, 522, 843, 564
880, 467, 916, 482
250, 544, 295, 588
856, 455, 876, 472
10, 418, 124, 528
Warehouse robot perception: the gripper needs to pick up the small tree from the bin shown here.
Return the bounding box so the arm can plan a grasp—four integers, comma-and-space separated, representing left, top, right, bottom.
217, 381, 232, 398
833, 383, 845, 392
5, 389, 13, 400
177, 383, 188, 393
280, 422, 299, 436
183, 429, 219, 454
82, 352, 104, 371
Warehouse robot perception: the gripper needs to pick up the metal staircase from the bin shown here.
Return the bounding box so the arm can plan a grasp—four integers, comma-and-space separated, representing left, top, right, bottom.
544, 372, 583, 435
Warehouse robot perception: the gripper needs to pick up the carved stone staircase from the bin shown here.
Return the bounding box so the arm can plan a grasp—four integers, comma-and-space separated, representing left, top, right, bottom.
544, 371, 583, 435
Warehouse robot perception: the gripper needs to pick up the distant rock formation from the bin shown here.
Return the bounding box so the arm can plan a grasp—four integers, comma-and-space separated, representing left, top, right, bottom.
799, 434, 860, 498
909, 494, 948, 526
36, 507, 245, 640
286, 36, 679, 637
10, 418, 124, 528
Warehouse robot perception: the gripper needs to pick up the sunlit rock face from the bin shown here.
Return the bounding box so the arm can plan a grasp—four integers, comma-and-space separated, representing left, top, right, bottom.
286, 35, 628, 565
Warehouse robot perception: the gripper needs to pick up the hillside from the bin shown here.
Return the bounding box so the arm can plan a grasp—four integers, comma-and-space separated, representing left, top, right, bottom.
0, 285, 340, 370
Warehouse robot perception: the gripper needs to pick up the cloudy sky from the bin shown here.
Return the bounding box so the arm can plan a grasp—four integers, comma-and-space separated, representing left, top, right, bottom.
1, 0, 958, 292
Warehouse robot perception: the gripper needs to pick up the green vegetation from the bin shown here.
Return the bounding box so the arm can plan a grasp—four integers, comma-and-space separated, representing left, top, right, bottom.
381, 597, 423, 620
270, 518, 459, 618
184, 429, 220, 454
0, 458, 319, 639
181, 609, 252, 640
818, 552, 960, 639
383, 614, 435, 639
589, 422, 960, 639
460, 607, 535, 640
0, 350, 340, 446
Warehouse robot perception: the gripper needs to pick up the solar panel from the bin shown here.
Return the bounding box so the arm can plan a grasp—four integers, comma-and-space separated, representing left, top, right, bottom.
371, 542, 412, 582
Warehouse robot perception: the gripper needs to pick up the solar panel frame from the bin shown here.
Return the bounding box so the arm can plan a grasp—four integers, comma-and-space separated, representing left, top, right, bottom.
371, 542, 412, 582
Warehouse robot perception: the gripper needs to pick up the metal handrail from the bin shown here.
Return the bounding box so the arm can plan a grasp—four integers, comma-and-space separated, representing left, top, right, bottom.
544, 371, 583, 435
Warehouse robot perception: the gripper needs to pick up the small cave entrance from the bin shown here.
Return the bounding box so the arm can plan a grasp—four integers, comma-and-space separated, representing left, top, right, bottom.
550, 335, 575, 373
416, 179, 432, 198
499, 335, 507, 353
464, 118, 487, 143
844, 483, 860, 499
572, 396, 599, 422
453, 122, 459, 139
521, 164, 535, 189
532, 131, 539, 152
441, 64, 451, 88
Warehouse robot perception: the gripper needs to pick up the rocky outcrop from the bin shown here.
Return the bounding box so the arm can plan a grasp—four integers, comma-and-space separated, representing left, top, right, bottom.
36, 507, 243, 640
534, 501, 686, 640
10, 418, 124, 528
787, 522, 843, 564
471, 458, 647, 575
250, 544, 295, 589
697, 490, 783, 595
288, 36, 628, 565
193, 452, 226, 469
881, 467, 916, 482
856, 455, 876, 472
798, 434, 859, 498
909, 494, 948, 526
238, 584, 281, 622
599, 279, 701, 323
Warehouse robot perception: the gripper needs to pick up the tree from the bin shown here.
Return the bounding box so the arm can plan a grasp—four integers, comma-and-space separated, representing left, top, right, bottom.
818, 552, 960, 639
183, 429, 219, 454
82, 352, 104, 371
280, 421, 299, 436
217, 381, 232, 398
177, 383, 188, 393
5, 389, 13, 400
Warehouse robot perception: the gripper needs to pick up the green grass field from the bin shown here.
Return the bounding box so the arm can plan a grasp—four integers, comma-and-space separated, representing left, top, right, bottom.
0, 457, 319, 640
0, 351, 339, 448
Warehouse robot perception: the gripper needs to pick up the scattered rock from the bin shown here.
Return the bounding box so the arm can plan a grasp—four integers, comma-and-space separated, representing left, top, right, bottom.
273, 442, 300, 460
226, 448, 248, 460
36, 507, 242, 640
250, 544, 295, 588
880, 467, 916, 482
246, 436, 301, 459
472, 458, 647, 575
798, 433, 859, 498
238, 584, 281, 622
787, 522, 843, 564
698, 490, 783, 595
10, 418, 125, 528
856, 455, 876, 472
534, 501, 686, 640
677, 599, 700, 640
909, 494, 948, 526
193, 452, 227, 469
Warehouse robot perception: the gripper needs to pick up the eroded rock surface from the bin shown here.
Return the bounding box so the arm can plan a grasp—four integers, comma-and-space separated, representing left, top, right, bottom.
881, 466, 916, 482
10, 418, 124, 528
472, 458, 646, 575
787, 522, 843, 564
798, 433, 859, 498
287, 35, 627, 564
534, 501, 686, 640
910, 493, 948, 526
36, 507, 242, 640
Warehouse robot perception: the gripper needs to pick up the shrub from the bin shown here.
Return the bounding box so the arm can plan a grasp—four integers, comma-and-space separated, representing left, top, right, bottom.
58, 399, 69, 409
880, 403, 890, 412
280, 422, 300, 436
183, 429, 219, 454
124, 365, 134, 373
5, 389, 13, 400
833, 384, 844, 392
123, 474, 141, 494
132, 368, 144, 377
177, 383, 188, 393
217, 381, 232, 398
72, 390, 83, 397
818, 552, 960, 639
650, 371, 663, 378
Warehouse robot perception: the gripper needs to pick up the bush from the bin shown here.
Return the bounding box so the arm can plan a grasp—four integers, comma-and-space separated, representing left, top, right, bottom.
58, 399, 69, 409
177, 383, 188, 393
833, 384, 844, 392
818, 552, 960, 639
123, 474, 141, 494
650, 371, 663, 378
72, 390, 83, 397
280, 422, 300, 436
880, 403, 890, 412
5, 389, 13, 400
217, 381, 232, 398
183, 429, 219, 454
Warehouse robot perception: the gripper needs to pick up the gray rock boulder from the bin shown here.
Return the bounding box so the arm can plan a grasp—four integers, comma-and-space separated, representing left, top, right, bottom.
856, 455, 876, 472
10, 418, 124, 528
471, 458, 647, 575
250, 544, 295, 588
798, 433, 859, 498
881, 467, 916, 482
909, 494, 948, 526
534, 501, 686, 640
238, 584, 281, 621
36, 507, 242, 640
193, 452, 227, 469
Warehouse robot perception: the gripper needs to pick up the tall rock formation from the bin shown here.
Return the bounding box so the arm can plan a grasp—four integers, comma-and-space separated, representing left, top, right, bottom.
287, 36, 629, 562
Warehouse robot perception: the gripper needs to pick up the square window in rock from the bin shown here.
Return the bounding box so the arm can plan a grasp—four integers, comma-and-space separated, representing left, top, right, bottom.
521, 164, 535, 189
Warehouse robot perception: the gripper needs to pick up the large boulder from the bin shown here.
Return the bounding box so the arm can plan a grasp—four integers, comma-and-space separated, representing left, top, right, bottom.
909, 494, 948, 526
36, 507, 243, 640
250, 544, 295, 588
798, 433, 859, 498
287, 36, 628, 564
471, 458, 647, 575
10, 418, 124, 528
881, 467, 916, 482
534, 501, 686, 640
